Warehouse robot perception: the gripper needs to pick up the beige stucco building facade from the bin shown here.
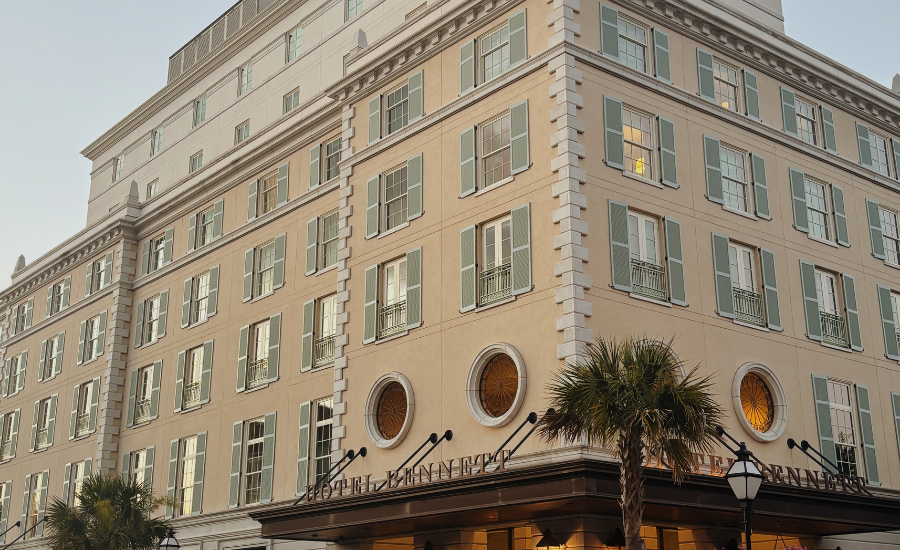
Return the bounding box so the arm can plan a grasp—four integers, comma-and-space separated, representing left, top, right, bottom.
2, 0, 900, 549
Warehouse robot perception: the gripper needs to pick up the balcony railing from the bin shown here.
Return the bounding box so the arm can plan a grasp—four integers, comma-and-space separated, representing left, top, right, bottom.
247, 358, 268, 389
75, 414, 90, 437
35, 428, 49, 449
379, 301, 406, 338
820, 311, 848, 348
1, 441, 12, 460
315, 335, 336, 367
733, 287, 765, 327
479, 264, 512, 306
135, 399, 152, 424
183, 382, 202, 408
630, 259, 667, 301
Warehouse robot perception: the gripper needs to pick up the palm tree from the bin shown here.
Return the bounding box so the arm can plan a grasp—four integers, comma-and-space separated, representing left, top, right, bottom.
538, 336, 724, 550
45, 471, 170, 550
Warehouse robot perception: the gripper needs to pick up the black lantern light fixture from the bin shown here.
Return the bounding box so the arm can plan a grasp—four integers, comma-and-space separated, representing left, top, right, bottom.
723, 441, 762, 550
159, 529, 180, 550
536, 529, 561, 550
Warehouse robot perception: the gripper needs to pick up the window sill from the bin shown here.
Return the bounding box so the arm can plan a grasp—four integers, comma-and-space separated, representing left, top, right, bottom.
807, 233, 839, 248
723, 205, 758, 221
377, 222, 409, 240
473, 296, 516, 313
179, 404, 202, 414
249, 290, 276, 304
820, 341, 853, 353
473, 177, 514, 197
884, 260, 900, 271
138, 337, 161, 350
312, 361, 335, 371
185, 318, 210, 330
622, 170, 663, 189
629, 293, 672, 308
81, 356, 101, 367
733, 319, 769, 332
316, 264, 338, 277
375, 330, 409, 344
242, 381, 273, 394
33, 446, 50, 454
72, 432, 92, 442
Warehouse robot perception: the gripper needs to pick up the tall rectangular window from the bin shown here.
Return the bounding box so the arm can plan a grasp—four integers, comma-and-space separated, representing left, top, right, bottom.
286, 26, 302, 62
183, 346, 203, 409
235, 121, 250, 145
815, 268, 848, 348
713, 59, 740, 112
243, 418, 265, 504
70, 460, 87, 506
346, 0, 363, 20
190, 272, 210, 325
193, 96, 206, 127
11, 302, 27, 334
324, 137, 342, 181
314, 399, 333, 484
880, 206, 900, 266
804, 177, 831, 242
129, 448, 149, 486
196, 207, 215, 248
23, 474, 40, 539
257, 172, 277, 215
248, 320, 270, 389
481, 113, 511, 188
284, 89, 300, 114
617, 16, 647, 72
320, 209, 339, 269
134, 365, 153, 424
35, 398, 52, 450
795, 96, 818, 145
48, 280, 65, 316
239, 63, 253, 96
176, 435, 198, 517
479, 216, 512, 306
0, 414, 14, 460
190, 151, 203, 173
383, 165, 408, 231
145, 294, 161, 345
146, 180, 158, 200
255, 240, 276, 297
86, 314, 102, 362
112, 154, 124, 183
315, 295, 337, 367
385, 84, 409, 135
870, 131, 892, 177
827, 380, 858, 476
89, 256, 108, 294
151, 128, 163, 156
74, 381, 93, 438
480, 25, 510, 83
622, 106, 653, 179
720, 145, 750, 213
150, 234, 166, 271
380, 258, 407, 338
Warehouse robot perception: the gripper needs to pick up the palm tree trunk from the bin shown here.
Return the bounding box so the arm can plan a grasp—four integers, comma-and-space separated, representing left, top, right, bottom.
618, 429, 645, 550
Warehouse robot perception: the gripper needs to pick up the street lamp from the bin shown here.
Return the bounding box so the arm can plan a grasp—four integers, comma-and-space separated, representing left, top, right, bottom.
536, 529, 561, 550
159, 529, 180, 550
724, 442, 762, 550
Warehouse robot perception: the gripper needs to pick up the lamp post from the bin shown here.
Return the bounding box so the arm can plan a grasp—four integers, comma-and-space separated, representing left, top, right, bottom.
159, 529, 180, 550
724, 442, 762, 550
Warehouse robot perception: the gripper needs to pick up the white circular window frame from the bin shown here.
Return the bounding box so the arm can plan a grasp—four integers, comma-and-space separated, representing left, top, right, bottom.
365, 372, 415, 449
732, 363, 788, 443
466, 343, 527, 428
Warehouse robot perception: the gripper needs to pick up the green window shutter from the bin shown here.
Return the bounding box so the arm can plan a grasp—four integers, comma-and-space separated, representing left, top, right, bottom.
267, 313, 281, 382
237, 325, 249, 392
652, 29, 670, 82
163, 228, 174, 264
406, 247, 423, 329
134, 300, 145, 347
157, 290, 168, 338
508, 10, 527, 68
243, 248, 255, 302
260, 412, 277, 502
3, 359, 12, 397
276, 162, 289, 207
821, 106, 837, 153
88, 378, 100, 432
743, 70, 760, 120
38, 339, 47, 382
200, 340, 213, 404
19, 474, 31, 536
29, 401, 38, 452
799, 260, 822, 341
165, 439, 178, 518
460, 41, 476, 94
273, 233, 286, 289
510, 204, 532, 296
126, 370, 138, 428
780, 87, 798, 136
174, 350, 186, 413
207, 266, 219, 317
122, 451, 131, 478
811, 374, 838, 472
181, 278, 192, 328
840, 277, 866, 338
831, 184, 850, 247
301, 300, 315, 372
460, 225, 477, 312
85, 262, 94, 297
45, 287, 53, 320
97, 311, 107, 356
187, 214, 197, 253
657, 116, 677, 188
509, 101, 529, 175
0, 481, 9, 543
866, 199, 886, 259
459, 127, 477, 197
61, 276, 70, 309
603, 96, 624, 169
600, 5, 619, 58
247, 179, 258, 222
24, 298, 32, 330
407, 71, 424, 122
703, 135, 723, 203
213, 200, 224, 239
70, 385, 81, 439
192, 432, 207, 515
149, 360, 162, 420
78, 319, 87, 364
16, 351, 26, 393
750, 153, 770, 219
366, 175, 380, 239
305, 217, 318, 276
296, 401, 311, 496
790, 168, 809, 232
144, 446, 155, 486
46, 394, 58, 446
855, 385, 879, 484
877, 285, 900, 360
54, 333, 64, 377
8, 411, 18, 459
368, 95, 381, 144
892, 393, 900, 463
608, 200, 631, 292
35, 471, 48, 537
309, 144, 321, 189
62, 463, 71, 504
857, 122, 873, 167
103, 252, 113, 287
664, 218, 686, 306
141, 241, 150, 276
759, 248, 782, 331
363, 265, 379, 344
696, 48, 715, 102
229, 421, 243, 508
711, 233, 734, 318
407, 153, 424, 220
892, 139, 900, 181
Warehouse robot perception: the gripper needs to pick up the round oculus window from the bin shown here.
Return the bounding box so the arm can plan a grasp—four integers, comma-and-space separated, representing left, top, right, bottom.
479, 353, 519, 418
740, 372, 775, 433
376, 381, 408, 440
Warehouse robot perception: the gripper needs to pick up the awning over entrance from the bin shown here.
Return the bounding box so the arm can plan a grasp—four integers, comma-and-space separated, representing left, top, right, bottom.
250, 459, 900, 542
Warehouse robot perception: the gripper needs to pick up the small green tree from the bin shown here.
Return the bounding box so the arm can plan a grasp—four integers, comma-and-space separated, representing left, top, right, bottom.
45, 471, 170, 550
538, 337, 724, 550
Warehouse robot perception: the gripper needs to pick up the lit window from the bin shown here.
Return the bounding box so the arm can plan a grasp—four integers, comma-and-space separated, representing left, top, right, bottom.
795, 96, 818, 146
239, 63, 253, 95
385, 84, 409, 135
827, 380, 858, 476
870, 131, 892, 177
257, 172, 277, 215
256, 241, 276, 297
286, 26, 302, 62
319, 209, 339, 270
383, 165, 408, 231
480, 26, 510, 83
243, 419, 265, 504
720, 145, 750, 213
617, 17, 647, 73
235, 121, 250, 145
324, 137, 342, 181
190, 151, 203, 173
481, 113, 511, 188
880, 206, 900, 265
479, 216, 512, 306
144, 295, 161, 345
284, 89, 300, 114
190, 272, 210, 325
176, 435, 198, 517
247, 320, 270, 389
134, 366, 153, 424
23, 474, 40, 539
713, 59, 740, 111
193, 96, 206, 127
151, 128, 163, 156
183, 346, 203, 409
70, 460, 87, 506
346, 0, 363, 21
315, 295, 337, 367
804, 178, 830, 242
380, 258, 407, 338
313, 399, 333, 484
146, 180, 158, 199
622, 106, 653, 179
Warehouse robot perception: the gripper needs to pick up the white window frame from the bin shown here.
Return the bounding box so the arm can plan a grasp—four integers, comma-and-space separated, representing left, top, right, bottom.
183, 346, 203, 410
48, 281, 64, 316
144, 295, 161, 345
239, 63, 253, 96
622, 104, 655, 181
479, 24, 510, 84
320, 209, 339, 270
795, 95, 818, 146
175, 435, 198, 517
384, 83, 410, 136
324, 137, 342, 181
257, 172, 277, 215
246, 320, 270, 390
189, 151, 203, 174
85, 314, 102, 362
346, 0, 363, 21
74, 380, 93, 438
382, 164, 409, 232
151, 128, 163, 156
89, 257, 107, 294
35, 398, 52, 450
255, 240, 276, 298
283, 89, 300, 114
112, 154, 124, 183
479, 112, 512, 190
151, 234, 166, 272
815, 269, 840, 315
242, 418, 266, 505
880, 206, 900, 266
69, 460, 87, 506
190, 272, 211, 325
728, 243, 757, 292
312, 398, 333, 485
869, 130, 892, 178
712, 57, 741, 112
146, 180, 159, 200
196, 207, 215, 248
804, 177, 831, 243
616, 15, 650, 74
0, 414, 14, 460
826, 379, 860, 477
481, 216, 512, 271
286, 26, 302, 62
135, 365, 153, 425
235, 121, 251, 145
193, 95, 206, 127
129, 448, 149, 486
23, 474, 39, 539
719, 144, 752, 214
627, 212, 659, 265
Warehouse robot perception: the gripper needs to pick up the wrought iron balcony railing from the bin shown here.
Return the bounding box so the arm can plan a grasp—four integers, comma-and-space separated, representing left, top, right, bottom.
35, 428, 49, 449
479, 264, 512, 306
1, 441, 12, 460
732, 287, 765, 327
820, 311, 848, 348
135, 399, 152, 424
315, 335, 336, 366
183, 382, 202, 408
75, 414, 90, 437
630, 259, 667, 301
247, 358, 269, 389
379, 301, 406, 338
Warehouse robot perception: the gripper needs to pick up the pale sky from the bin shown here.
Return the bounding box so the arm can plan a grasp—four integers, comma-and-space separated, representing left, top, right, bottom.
0, 0, 897, 284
